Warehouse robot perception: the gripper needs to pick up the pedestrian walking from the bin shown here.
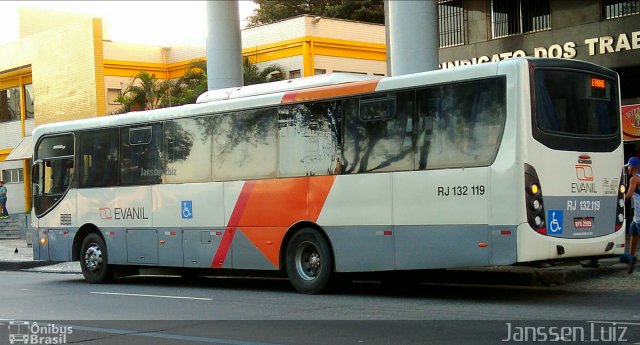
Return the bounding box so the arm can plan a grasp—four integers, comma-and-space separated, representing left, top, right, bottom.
0, 180, 7, 219
624, 157, 640, 274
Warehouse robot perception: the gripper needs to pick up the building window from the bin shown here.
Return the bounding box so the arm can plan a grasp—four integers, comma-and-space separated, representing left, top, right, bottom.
24, 84, 34, 119
2, 169, 24, 184
0, 87, 21, 123
107, 88, 122, 105
438, 0, 466, 47
602, 0, 639, 19
491, 0, 550, 38
289, 70, 301, 79
314, 69, 326, 75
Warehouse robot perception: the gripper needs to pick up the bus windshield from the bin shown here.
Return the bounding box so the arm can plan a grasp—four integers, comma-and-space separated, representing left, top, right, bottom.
534, 69, 618, 137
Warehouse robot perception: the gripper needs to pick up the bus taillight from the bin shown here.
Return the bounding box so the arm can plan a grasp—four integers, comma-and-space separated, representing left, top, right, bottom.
615, 170, 625, 231
525, 164, 546, 234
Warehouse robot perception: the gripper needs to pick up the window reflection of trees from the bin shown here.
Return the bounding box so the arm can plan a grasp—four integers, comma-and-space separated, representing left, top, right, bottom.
73, 78, 505, 186
278, 101, 343, 177
212, 109, 277, 180
164, 118, 209, 183
416, 78, 506, 169
344, 92, 415, 173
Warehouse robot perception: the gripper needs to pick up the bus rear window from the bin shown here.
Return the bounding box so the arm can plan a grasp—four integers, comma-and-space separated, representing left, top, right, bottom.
534, 69, 618, 137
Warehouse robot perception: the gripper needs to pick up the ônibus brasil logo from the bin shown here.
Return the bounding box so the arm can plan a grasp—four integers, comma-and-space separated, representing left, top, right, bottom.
8, 321, 72, 344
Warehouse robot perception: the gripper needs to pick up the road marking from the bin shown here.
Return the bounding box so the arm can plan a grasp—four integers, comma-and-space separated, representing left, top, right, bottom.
90, 291, 212, 301
64, 325, 283, 345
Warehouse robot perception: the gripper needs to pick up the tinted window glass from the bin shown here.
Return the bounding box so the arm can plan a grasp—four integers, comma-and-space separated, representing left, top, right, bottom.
120, 123, 163, 185
24, 84, 34, 119
278, 101, 343, 177
36, 134, 74, 159
535, 70, 618, 136
44, 159, 74, 195
79, 129, 119, 187
164, 117, 212, 183
415, 77, 506, 169
0, 87, 21, 122
212, 109, 276, 181
343, 92, 414, 173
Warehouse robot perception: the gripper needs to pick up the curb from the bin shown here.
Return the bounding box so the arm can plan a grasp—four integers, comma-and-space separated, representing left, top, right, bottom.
426, 261, 626, 287
0, 261, 61, 271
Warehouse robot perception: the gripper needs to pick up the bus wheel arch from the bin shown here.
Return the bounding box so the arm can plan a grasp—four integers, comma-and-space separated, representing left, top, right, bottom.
281, 222, 335, 294
72, 224, 102, 261
76, 225, 113, 283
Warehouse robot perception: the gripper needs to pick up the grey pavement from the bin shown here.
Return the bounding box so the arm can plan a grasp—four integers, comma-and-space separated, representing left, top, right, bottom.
0, 237, 632, 286
0, 238, 80, 273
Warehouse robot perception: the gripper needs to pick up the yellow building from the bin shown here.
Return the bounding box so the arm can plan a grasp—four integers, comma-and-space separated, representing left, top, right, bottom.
0, 9, 387, 214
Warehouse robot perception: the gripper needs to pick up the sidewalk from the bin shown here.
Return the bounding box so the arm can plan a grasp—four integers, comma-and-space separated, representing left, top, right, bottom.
0, 238, 629, 285
0, 239, 80, 273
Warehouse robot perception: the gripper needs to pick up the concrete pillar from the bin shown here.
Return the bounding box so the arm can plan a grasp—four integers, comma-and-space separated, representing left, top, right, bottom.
206, 1, 243, 90
386, 0, 439, 76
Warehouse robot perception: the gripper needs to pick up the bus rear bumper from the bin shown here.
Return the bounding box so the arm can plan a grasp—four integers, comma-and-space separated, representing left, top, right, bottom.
516, 223, 626, 263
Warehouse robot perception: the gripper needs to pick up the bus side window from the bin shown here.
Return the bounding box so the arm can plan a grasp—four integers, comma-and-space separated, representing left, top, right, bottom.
343, 91, 414, 174
277, 101, 343, 177
79, 129, 119, 188
44, 159, 73, 195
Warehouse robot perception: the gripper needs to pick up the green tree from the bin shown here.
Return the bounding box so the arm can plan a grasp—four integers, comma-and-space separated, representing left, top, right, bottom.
114, 59, 285, 114
114, 71, 172, 113
165, 60, 208, 106
247, 0, 385, 27
242, 57, 285, 85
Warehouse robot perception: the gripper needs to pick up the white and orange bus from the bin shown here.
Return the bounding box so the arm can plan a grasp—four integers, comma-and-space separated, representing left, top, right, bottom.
32, 58, 625, 293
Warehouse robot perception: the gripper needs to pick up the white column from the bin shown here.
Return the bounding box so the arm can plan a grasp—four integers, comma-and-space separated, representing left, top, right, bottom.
206, 1, 243, 90
386, 0, 439, 76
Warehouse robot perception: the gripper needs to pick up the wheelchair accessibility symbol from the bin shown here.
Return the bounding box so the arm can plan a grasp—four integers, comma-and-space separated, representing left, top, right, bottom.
547, 210, 563, 235
182, 200, 193, 219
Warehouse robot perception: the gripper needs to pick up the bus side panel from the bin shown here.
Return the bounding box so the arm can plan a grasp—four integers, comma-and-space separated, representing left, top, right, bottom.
126, 229, 158, 265
152, 183, 226, 228
77, 187, 152, 228
48, 229, 71, 262
490, 225, 518, 265
36, 189, 78, 262
391, 169, 491, 226
100, 228, 127, 265
157, 227, 183, 267
232, 229, 279, 270
325, 226, 395, 272
317, 174, 393, 227
395, 225, 490, 269
182, 229, 221, 268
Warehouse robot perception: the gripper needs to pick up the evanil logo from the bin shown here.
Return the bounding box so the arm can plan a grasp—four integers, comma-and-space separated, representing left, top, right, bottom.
8, 321, 72, 344
572, 154, 597, 193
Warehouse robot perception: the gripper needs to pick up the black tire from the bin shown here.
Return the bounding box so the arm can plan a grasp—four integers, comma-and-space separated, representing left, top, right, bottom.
285, 228, 333, 294
79, 233, 113, 284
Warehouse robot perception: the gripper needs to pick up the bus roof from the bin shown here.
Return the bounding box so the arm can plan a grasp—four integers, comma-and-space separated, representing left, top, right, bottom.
196, 73, 381, 103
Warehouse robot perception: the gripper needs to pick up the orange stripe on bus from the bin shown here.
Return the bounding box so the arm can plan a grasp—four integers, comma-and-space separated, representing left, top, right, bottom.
211, 181, 257, 268
233, 176, 336, 268
281, 79, 379, 104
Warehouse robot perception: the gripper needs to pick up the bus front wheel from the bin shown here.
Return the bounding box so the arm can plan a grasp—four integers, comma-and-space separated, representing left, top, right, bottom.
80, 233, 113, 284
285, 228, 333, 294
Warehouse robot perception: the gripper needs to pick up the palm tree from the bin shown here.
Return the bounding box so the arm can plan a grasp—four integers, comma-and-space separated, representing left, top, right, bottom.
112, 59, 285, 114
166, 60, 208, 106
114, 72, 172, 114
242, 57, 285, 85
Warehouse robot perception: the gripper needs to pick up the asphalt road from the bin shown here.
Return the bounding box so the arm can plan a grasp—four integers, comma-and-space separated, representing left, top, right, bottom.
0, 270, 639, 344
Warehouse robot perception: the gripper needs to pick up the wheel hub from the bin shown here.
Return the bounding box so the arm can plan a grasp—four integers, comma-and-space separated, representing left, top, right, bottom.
296, 241, 322, 281
84, 244, 102, 272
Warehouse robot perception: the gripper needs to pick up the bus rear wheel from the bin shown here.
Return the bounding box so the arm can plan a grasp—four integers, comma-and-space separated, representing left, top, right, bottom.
285, 228, 333, 294
80, 233, 113, 284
